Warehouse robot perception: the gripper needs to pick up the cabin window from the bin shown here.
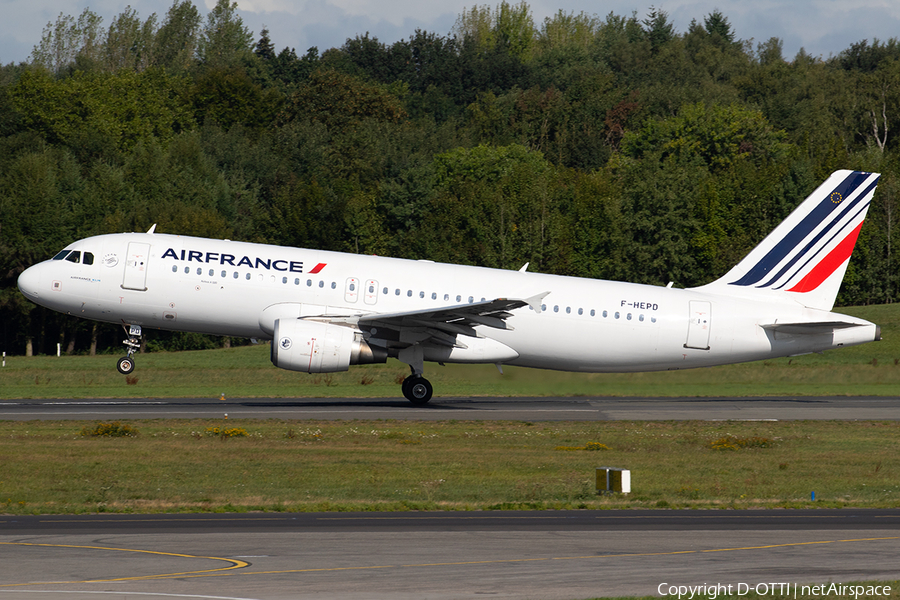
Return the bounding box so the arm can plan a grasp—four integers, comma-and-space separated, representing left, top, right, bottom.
444, 294, 450, 301
184, 267, 190, 274
639, 314, 645, 322
295, 278, 301, 285
52, 250, 70, 260
349, 283, 356, 291
553, 305, 559, 313
566, 307, 571, 314
331, 281, 336, 289
602, 310, 608, 318
307, 279, 313, 287
468, 296, 474, 303
319, 281, 324, 288
541, 304, 547, 311
65, 251, 81, 264
246, 273, 251, 280
419, 291, 425, 299
83, 252, 94, 265
208, 269, 214, 276
407, 290, 413, 297
456, 295, 462, 302
233, 272, 239, 279
221, 270, 227, 277
172, 265, 177, 273
578, 308, 583, 315
395, 289, 401, 296
282, 277, 288, 284
627, 313, 632, 320
432, 293, 437, 300
196, 268, 202, 275
651, 317, 657, 323
615, 312, 620, 319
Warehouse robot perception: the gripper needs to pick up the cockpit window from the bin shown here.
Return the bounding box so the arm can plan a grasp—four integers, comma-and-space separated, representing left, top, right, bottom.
52, 250, 70, 260
64, 251, 81, 264
83, 252, 94, 265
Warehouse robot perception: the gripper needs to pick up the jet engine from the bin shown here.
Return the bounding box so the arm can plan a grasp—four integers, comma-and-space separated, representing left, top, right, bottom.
271, 319, 387, 373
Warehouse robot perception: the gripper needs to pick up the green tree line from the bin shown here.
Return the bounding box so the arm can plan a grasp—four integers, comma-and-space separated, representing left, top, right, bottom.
2, 0, 900, 356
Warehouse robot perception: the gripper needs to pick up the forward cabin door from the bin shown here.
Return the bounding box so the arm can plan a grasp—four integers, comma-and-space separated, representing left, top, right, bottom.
684, 300, 711, 350
121, 242, 151, 291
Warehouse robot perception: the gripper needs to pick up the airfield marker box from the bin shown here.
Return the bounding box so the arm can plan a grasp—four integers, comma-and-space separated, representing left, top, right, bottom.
597, 467, 631, 494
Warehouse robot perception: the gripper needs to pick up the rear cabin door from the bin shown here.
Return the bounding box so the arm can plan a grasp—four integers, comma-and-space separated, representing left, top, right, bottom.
684, 300, 711, 350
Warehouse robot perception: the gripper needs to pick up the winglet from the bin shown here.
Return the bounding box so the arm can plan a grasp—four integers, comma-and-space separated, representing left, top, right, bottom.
525, 291, 550, 314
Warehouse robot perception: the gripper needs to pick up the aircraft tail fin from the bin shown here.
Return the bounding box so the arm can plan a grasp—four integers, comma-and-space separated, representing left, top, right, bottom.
698, 170, 880, 311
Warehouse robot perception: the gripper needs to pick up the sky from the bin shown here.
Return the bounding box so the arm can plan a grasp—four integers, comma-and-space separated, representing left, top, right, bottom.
2, 0, 900, 65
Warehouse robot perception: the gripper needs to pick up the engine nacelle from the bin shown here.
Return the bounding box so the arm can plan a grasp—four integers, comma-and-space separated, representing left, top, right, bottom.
271, 319, 387, 373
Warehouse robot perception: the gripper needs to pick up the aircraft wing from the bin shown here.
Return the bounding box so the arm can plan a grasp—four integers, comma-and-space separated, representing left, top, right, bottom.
316, 292, 549, 350
358, 292, 548, 349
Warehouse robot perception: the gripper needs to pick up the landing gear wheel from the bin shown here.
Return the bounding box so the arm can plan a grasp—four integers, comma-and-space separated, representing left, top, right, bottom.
116, 356, 135, 375
402, 375, 433, 405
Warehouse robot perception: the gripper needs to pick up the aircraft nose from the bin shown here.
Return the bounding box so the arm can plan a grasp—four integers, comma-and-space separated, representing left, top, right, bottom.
17, 264, 42, 300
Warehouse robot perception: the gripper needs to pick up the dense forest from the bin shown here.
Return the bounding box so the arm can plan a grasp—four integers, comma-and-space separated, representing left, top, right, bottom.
2, 0, 900, 356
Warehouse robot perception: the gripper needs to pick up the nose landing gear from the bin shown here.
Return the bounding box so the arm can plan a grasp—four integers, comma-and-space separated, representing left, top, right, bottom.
117, 324, 142, 375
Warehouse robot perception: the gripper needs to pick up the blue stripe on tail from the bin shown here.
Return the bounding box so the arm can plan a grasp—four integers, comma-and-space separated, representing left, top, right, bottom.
757, 178, 878, 288
730, 171, 870, 287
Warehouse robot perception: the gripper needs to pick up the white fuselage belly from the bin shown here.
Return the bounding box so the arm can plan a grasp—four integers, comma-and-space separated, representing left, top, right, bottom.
24, 232, 876, 373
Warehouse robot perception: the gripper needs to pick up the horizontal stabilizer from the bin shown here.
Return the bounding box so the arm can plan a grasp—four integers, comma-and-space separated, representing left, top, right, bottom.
760, 321, 865, 335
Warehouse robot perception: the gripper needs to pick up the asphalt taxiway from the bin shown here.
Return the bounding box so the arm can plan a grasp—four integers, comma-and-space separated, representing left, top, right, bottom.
2, 510, 899, 600
1, 395, 899, 420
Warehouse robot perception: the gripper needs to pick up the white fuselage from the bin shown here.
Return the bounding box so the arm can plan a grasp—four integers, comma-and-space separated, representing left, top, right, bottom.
17, 232, 877, 373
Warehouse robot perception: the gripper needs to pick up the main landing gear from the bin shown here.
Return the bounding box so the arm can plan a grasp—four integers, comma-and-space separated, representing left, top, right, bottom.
116, 324, 142, 375
402, 374, 433, 404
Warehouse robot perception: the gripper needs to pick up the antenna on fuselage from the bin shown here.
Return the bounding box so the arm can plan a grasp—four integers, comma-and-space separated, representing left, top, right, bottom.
147, 224, 157, 234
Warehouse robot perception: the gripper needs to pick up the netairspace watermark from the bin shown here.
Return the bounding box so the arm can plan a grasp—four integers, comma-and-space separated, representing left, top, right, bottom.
658, 583, 893, 599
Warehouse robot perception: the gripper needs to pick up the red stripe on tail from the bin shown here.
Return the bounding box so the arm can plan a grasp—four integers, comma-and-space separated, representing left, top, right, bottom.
787, 222, 864, 294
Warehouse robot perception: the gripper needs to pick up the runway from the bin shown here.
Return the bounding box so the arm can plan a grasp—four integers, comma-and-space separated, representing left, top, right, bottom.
2, 511, 899, 600
2, 395, 899, 420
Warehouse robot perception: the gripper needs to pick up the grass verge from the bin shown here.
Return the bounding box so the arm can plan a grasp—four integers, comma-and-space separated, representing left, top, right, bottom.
1, 419, 898, 514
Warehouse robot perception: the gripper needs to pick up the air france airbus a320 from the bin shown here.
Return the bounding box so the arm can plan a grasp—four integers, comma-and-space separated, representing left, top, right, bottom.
17, 170, 881, 404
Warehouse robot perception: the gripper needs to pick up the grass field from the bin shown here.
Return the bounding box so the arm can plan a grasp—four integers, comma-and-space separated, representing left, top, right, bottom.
1, 419, 898, 514
2, 304, 900, 399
